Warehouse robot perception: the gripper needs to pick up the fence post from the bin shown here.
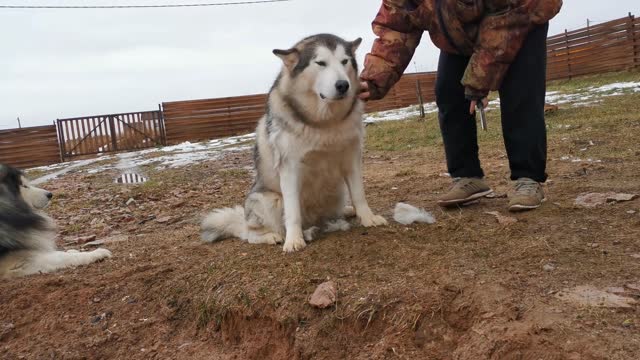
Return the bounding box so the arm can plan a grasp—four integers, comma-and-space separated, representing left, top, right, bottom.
565, 29, 572, 80
626, 13, 635, 69
158, 103, 167, 146
108, 115, 118, 151
415, 78, 425, 119
56, 119, 66, 162
628, 12, 639, 69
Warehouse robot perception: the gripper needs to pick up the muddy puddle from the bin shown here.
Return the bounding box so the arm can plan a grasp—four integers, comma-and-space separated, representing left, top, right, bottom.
115, 173, 148, 184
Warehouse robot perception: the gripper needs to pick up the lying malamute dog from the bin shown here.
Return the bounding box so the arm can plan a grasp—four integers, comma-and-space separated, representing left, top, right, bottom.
201, 34, 387, 252
0, 164, 112, 278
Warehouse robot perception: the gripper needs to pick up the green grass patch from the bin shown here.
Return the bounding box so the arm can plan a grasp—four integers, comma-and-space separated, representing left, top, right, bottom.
547, 70, 640, 93
365, 71, 640, 154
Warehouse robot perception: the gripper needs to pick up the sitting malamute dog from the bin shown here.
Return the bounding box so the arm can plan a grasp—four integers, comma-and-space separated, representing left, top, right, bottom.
201, 34, 387, 252
0, 164, 112, 278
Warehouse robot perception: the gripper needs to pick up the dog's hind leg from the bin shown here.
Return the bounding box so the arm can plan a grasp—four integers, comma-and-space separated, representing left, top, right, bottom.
244, 191, 285, 245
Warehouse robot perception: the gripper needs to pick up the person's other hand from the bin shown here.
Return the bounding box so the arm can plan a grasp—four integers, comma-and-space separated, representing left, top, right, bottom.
359, 81, 371, 101
469, 97, 489, 114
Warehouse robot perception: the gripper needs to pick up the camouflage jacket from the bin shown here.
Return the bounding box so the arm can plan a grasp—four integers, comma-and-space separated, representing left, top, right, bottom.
360, 0, 563, 100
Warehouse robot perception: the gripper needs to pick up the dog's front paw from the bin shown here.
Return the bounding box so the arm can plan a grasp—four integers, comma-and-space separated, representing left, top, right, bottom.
282, 234, 306, 253
360, 214, 388, 227
263, 233, 284, 245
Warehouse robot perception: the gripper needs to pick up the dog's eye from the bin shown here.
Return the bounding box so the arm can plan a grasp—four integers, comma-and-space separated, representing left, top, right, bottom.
341, 59, 349, 65
315, 61, 327, 67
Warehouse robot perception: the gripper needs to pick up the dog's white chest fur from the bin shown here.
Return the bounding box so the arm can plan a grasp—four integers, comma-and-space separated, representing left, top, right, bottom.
256, 110, 363, 227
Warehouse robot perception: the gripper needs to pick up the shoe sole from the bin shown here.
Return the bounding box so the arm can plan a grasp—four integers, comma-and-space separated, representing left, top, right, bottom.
437, 189, 494, 208
508, 197, 547, 212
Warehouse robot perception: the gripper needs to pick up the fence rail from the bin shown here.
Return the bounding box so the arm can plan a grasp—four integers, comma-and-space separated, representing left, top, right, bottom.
2, 14, 639, 169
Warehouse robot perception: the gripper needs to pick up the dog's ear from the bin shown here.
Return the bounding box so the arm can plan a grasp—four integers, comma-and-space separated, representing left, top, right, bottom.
273, 48, 299, 71
0, 165, 22, 193
0, 164, 14, 183
350, 38, 363, 53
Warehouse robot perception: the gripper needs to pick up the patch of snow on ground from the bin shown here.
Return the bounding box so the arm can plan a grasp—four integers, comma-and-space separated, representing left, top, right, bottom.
31, 133, 256, 181
31, 158, 108, 185
365, 103, 438, 123
589, 82, 640, 93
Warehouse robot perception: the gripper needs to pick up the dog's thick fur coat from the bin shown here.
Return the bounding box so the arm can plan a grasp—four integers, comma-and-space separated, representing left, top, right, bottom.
202, 34, 387, 252
0, 165, 111, 278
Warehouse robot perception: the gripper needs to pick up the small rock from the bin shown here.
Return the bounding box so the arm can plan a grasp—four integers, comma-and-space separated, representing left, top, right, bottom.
543, 263, 556, 272
631, 254, 640, 259
613, 240, 622, 245
66, 235, 97, 245
607, 193, 638, 202
625, 283, 640, 291
82, 240, 106, 248
138, 215, 156, 225
481, 312, 495, 319
309, 281, 337, 309
126, 198, 136, 206
156, 216, 172, 224
587, 243, 599, 248
93, 297, 101, 303
485, 211, 518, 226
627, 210, 637, 214
622, 319, 633, 328
463, 270, 476, 277
606, 287, 626, 294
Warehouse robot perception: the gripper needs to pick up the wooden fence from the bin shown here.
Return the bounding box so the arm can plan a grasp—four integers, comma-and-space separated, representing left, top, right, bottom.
2, 14, 639, 168
57, 110, 165, 160
161, 74, 437, 144
0, 125, 61, 169
547, 14, 639, 80
162, 95, 266, 144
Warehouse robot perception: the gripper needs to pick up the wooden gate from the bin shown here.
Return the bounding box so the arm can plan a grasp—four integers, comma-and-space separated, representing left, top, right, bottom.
57, 110, 166, 159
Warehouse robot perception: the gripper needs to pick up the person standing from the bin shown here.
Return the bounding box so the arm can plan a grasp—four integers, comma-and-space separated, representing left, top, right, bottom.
359, 0, 562, 211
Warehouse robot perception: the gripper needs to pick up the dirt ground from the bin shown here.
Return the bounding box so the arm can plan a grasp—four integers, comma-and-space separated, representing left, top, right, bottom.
1, 76, 639, 359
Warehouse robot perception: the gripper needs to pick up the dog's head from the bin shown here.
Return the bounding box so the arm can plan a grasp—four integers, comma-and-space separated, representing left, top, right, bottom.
0, 164, 52, 210
273, 34, 362, 104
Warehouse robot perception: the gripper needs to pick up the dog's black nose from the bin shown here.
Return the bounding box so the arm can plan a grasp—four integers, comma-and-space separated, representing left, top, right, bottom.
335, 80, 350, 95
46, 192, 53, 199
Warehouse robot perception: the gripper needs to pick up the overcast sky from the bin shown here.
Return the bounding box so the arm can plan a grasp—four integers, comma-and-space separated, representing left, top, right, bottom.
1, 0, 639, 129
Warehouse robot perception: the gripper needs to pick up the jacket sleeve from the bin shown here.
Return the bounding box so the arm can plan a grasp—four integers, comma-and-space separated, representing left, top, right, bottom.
360, 1, 424, 100
462, 0, 562, 100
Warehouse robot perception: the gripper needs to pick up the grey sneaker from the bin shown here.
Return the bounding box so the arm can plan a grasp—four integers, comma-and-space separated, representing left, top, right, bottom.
508, 178, 546, 212
437, 177, 493, 208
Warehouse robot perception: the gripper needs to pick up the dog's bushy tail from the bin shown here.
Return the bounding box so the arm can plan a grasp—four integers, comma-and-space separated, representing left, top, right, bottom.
201, 206, 246, 243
